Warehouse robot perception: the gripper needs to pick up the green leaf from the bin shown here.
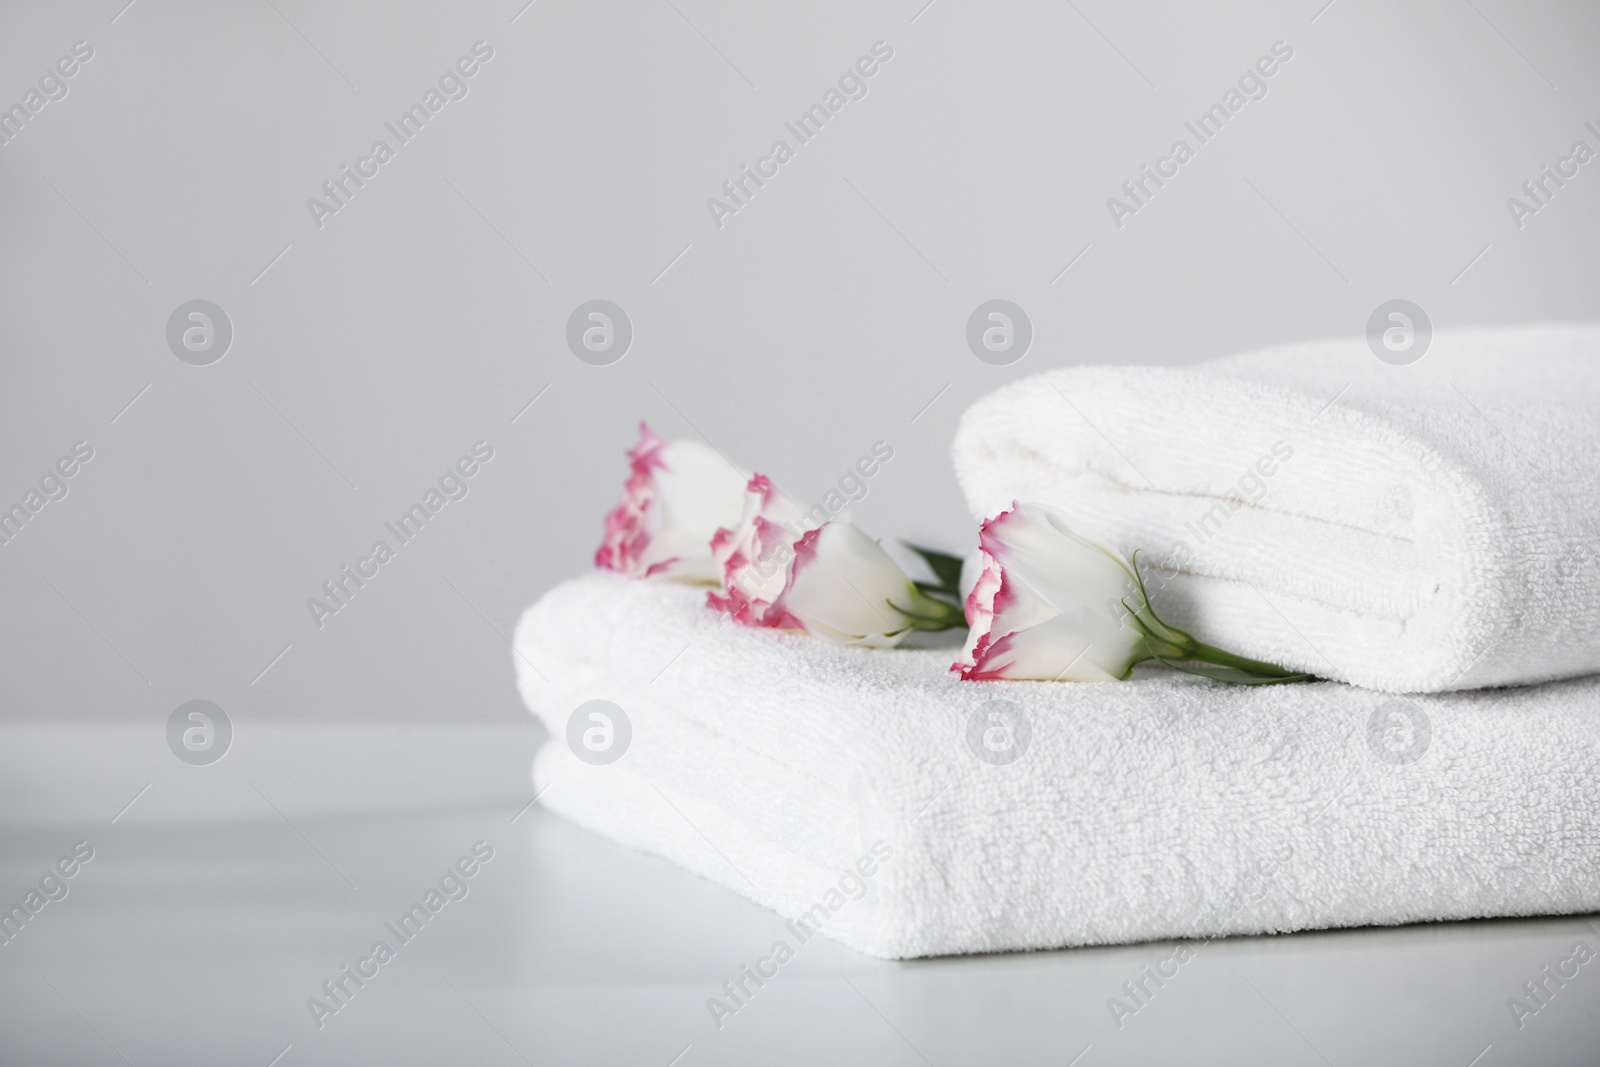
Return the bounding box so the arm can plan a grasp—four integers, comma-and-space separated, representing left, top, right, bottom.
902, 542, 965, 595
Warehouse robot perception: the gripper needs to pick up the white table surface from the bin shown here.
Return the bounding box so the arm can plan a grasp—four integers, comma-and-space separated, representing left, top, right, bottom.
2, 720, 1596, 1067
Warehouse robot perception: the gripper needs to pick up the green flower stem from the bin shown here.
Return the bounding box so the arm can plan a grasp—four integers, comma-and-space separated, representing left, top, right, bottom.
1182, 637, 1309, 679
891, 588, 967, 632
1129, 615, 1312, 684
1124, 553, 1313, 685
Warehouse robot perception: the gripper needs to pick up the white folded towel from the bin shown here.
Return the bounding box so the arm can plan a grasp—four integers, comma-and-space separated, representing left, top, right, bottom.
513, 572, 1600, 959
952, 324, 1600, 693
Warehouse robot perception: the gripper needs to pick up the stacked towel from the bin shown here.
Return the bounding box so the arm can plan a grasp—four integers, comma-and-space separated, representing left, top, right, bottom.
514, 573, 1600, 959
952, 325, 1600, 692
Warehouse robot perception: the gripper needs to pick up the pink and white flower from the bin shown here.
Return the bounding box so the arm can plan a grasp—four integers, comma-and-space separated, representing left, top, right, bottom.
954, 502, 1312, 685
594, 423, 748, 583
706, 475, 808, 624
704, 472, 961, 645
953, 502, 1157, 681
758, 521, 960, 648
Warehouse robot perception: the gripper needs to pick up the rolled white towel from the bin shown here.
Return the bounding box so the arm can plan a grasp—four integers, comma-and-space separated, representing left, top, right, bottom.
513, 573, 1600, 959
952, 324, 1600, 692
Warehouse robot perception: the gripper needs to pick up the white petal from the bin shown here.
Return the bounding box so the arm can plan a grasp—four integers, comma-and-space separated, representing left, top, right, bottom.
780, 524, 920, 644
957, 502, 1148, 681
642, 441, 748, 569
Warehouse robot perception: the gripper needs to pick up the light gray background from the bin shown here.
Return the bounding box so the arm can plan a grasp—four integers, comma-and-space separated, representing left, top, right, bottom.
3, 0, 1597, 728
2, 0, 1597, 1064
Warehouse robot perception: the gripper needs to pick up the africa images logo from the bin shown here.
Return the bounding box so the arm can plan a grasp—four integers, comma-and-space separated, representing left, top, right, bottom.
1105, 40, 1294, 229
0, 40, 94, 148
305, 841, 495, 1029
305, 41, 495, 230
306, 441, 494, 629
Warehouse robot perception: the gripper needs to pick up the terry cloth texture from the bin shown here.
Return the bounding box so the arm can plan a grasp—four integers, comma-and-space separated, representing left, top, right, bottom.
952, 324, 1600, 693
514, 573, 1600, 959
